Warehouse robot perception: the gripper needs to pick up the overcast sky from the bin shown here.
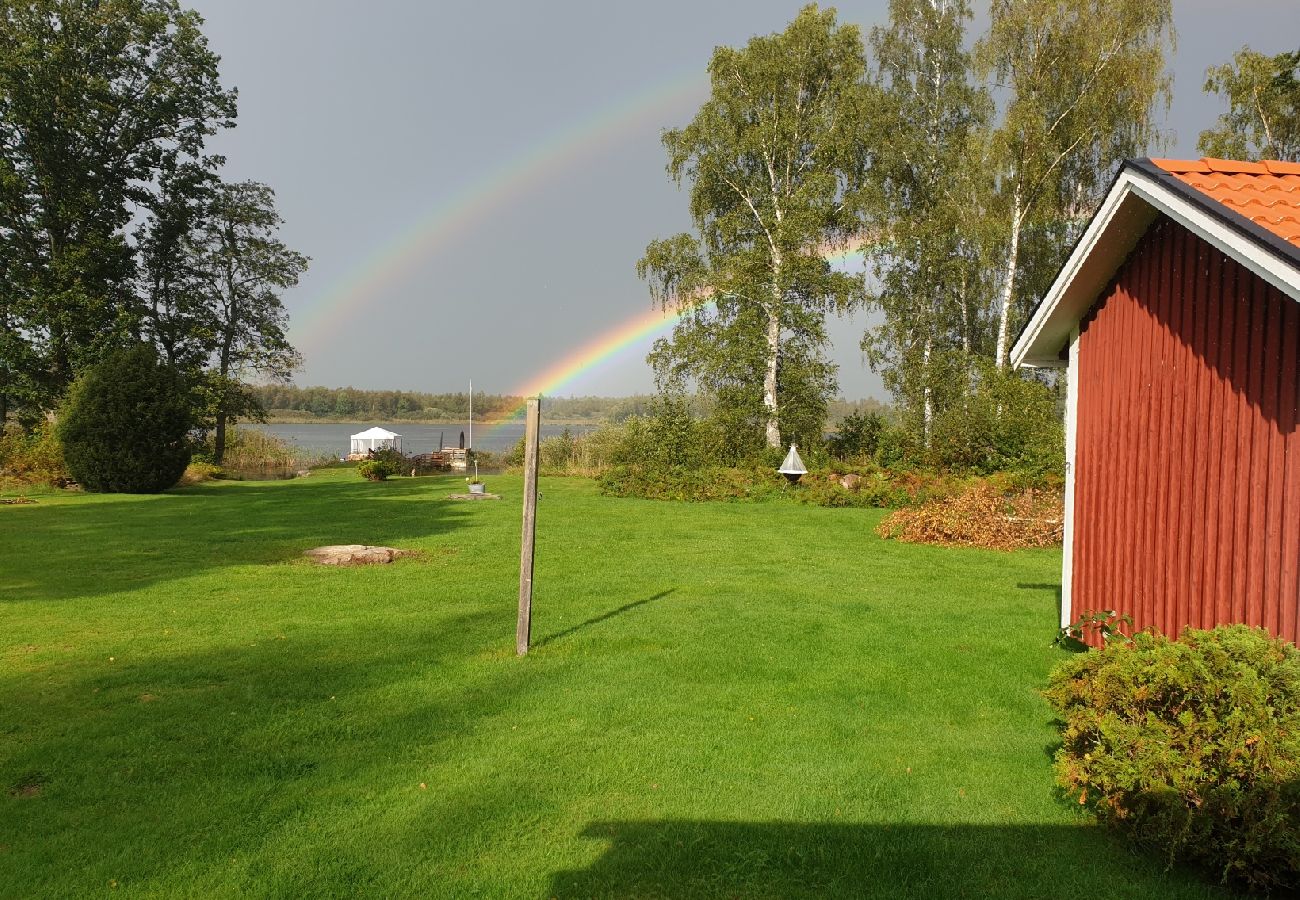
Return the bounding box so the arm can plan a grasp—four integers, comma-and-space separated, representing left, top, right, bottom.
190, 0, 1300, 401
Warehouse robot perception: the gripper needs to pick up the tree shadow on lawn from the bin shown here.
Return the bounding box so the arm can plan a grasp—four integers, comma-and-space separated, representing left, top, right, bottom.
0, 476, 473, 601
0, 607, 537, 895
550, 820, 1239, 899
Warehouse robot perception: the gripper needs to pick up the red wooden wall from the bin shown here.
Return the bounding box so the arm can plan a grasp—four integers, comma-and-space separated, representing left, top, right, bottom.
1073, 215, 1300, 643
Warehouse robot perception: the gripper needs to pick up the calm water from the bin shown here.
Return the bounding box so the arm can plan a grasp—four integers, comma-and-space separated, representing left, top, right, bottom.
247, 422, 597, 458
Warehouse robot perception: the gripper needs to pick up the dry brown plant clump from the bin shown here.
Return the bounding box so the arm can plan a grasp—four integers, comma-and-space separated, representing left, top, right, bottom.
876, 481, 1063, 551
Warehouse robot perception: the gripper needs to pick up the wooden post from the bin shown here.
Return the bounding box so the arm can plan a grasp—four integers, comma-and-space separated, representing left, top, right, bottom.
516, 397, 541, 656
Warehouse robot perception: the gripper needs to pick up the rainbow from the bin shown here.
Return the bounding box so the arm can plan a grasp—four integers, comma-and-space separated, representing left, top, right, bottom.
291, 71, 707, 354
480, 238, 867, 428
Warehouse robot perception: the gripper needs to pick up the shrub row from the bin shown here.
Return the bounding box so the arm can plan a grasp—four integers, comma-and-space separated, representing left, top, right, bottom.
793, 468, 985, 509
598, 464, 786, 502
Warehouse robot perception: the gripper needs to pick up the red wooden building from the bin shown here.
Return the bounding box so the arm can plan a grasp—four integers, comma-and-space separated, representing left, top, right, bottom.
1013, 158, 1300, 643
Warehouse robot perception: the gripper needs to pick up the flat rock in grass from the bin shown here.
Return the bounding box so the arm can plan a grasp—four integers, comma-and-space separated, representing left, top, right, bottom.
304, 545, 411, 566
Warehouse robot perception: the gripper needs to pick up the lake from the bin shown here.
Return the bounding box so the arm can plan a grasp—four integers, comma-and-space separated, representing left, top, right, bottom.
246, 422, 598, 459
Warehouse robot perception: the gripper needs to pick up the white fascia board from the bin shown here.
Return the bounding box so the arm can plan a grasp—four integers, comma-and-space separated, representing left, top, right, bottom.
1012, 168, 1300, 369
1060, 325, 1080, 629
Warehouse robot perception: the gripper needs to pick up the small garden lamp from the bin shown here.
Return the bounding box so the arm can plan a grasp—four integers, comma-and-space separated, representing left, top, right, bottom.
778, 444, 807, 483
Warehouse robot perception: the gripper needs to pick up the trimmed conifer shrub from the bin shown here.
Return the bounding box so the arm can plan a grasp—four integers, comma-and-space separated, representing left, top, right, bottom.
57, 345, 195, 493
1045, 625, 1300, 892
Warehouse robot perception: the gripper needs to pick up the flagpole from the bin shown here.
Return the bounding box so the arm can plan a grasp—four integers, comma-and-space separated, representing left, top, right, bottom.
468, 378, 473, 451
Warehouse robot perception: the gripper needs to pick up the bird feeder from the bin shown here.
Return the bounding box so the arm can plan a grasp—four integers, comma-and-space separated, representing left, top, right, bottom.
778, 444, 807, 483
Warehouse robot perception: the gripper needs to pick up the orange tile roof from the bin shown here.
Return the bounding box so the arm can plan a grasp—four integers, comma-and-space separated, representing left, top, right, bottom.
1150, 157, 1300, 247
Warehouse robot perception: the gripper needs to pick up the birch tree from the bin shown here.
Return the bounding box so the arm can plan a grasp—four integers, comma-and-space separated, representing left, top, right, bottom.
980, 0, 1174, 369
861, 0, 993, 443
1199, 47, 1300, 163
638, 4, 870, 450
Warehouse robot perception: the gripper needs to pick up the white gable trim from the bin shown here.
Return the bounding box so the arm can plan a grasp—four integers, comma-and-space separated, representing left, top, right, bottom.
1060, 324, 1080, 630
1012, 167, 1300, 369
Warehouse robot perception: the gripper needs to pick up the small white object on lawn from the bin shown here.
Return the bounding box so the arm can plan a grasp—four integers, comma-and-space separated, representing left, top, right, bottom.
778, 444, 807, 483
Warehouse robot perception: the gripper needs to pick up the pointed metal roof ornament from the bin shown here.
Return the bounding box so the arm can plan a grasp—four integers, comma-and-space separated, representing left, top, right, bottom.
778, 444, 807, 483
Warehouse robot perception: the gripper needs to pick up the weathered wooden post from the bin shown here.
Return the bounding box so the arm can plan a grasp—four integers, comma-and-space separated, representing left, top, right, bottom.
516, 396, 541, 656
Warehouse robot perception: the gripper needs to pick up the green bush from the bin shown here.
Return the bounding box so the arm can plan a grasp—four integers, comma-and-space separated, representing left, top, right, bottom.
178, 461, 223, 485
827, 410, 886, 460
356, 447, 405, 481
57, 345, 195, 493
926, 363, 1064, 476
1045, 625, 1300, 892
0, 422, 71, 486
356, 460, 393, 481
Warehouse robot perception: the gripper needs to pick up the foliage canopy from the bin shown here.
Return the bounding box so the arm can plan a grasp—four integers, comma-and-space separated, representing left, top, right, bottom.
1199, 46, 1300, 162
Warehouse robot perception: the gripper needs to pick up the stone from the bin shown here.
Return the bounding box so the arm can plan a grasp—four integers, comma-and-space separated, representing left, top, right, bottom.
304, 545, 411, 566
838, 473, 862, 491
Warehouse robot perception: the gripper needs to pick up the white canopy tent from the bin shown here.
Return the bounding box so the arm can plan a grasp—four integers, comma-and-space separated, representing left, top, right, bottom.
350, 426, 402, 455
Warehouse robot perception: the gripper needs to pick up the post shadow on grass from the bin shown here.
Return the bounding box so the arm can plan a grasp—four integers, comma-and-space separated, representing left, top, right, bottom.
533, 589, 676, 648
0, 475, 473, 602
548, 820, 1237, 900
0, 607, 534, 896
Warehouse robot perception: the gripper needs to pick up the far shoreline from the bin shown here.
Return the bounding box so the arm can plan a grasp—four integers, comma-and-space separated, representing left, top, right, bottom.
257, 417, 604, 426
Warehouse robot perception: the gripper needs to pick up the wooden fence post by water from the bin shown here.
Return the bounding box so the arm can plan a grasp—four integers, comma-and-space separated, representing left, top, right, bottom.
516, 397, 541, 656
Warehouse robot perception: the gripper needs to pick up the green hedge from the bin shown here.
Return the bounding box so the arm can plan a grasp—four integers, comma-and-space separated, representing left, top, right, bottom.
1045, 625, 1300, 892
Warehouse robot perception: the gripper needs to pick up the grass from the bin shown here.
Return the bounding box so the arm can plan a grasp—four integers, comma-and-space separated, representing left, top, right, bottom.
0, 470, 1236, 898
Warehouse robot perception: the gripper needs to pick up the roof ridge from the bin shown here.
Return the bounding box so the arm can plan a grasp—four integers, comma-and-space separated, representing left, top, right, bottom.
1150, 157, 1300, 177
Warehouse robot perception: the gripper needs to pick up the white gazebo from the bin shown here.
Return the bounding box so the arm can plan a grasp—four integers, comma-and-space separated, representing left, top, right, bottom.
349, 426, 402, 456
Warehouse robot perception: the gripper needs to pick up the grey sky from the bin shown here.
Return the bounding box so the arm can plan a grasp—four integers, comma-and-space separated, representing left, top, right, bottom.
191, 0, 1300, 400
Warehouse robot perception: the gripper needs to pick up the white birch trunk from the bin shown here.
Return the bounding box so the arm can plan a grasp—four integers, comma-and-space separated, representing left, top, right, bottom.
959, 273, 970, 356
764, 296, 781, 449
921, 335, 933, 447
994, 186, 1023, 370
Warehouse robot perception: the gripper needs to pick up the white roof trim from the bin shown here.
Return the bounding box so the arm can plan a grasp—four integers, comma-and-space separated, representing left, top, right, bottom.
1012, 166, 1300, 368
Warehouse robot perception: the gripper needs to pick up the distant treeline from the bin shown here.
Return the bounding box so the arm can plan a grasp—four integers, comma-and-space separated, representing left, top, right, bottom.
249, 385, 888, 425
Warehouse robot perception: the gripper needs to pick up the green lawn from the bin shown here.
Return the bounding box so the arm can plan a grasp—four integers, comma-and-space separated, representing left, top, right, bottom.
0, 470, 1233, 898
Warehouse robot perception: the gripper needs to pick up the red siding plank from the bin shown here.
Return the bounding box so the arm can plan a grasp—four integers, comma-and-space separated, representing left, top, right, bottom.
1211, 250, 1236, 627
1199, 247, 1224, 628
1279, 297, 1300, 642
1230, 256, 1253, 626
1262, 286, 1285, 635
1245, 271, 1270, 628
1149, 222, 1175, 634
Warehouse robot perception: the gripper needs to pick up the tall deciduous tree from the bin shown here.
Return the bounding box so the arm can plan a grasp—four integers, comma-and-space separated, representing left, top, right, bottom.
137, 158, 219, 372
186, 181, 306, 463
1199, 47, 1300, 163
979, 0, 1174, 369
861, 0, 993, 443
638, 4, 870, 450
0, 0, 236, 412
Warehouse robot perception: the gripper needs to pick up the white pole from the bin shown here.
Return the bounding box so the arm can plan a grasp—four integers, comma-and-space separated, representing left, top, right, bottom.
468, 378, 473, 451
